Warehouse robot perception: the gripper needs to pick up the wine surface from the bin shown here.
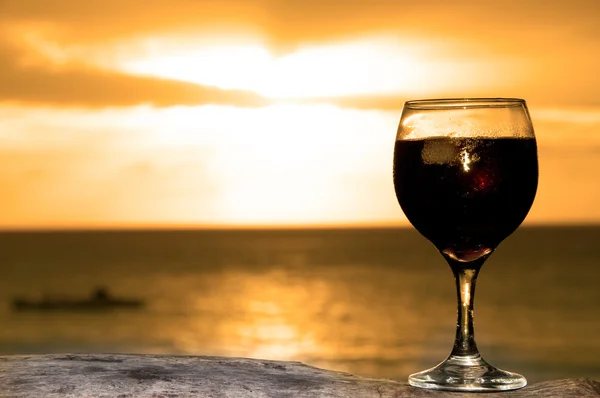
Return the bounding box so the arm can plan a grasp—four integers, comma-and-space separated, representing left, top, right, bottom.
393, 137, 538, 254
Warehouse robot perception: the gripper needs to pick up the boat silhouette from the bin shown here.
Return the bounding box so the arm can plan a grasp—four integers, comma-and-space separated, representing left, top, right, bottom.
12, 287, 145, 312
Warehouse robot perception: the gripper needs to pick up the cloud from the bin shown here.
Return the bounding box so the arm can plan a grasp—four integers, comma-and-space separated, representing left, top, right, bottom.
0, 39, 270, 108
1, 0, 598, 46
1, 0, 598, 108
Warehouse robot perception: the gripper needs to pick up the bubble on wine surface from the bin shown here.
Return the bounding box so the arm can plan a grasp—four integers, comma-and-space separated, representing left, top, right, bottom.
421, 139, 460, 165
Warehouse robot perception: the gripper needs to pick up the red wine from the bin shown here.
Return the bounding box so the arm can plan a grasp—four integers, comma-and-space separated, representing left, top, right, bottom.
393, 137, 538, 255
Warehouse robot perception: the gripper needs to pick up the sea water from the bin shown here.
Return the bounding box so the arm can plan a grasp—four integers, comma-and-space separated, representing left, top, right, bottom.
0, 227, 598, 382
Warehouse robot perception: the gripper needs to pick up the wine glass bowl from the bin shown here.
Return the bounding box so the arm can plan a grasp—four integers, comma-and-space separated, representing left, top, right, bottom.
393, 98, 538, 391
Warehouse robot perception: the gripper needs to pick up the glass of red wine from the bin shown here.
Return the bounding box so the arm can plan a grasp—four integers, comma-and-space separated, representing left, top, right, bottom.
393, 98, 538, 391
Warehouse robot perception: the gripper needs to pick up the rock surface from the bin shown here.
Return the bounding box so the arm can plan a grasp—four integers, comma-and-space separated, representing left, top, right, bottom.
0, 354, 598, 397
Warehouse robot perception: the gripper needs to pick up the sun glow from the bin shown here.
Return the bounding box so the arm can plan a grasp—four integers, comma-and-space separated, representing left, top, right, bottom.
201, 103, 398, 225
118, 38, 425, 99
0, 103, 401, 228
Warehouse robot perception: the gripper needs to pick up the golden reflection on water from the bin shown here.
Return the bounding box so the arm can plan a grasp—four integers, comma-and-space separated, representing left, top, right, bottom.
220, 269, 329, 362
153, 261, 443, 378
236, 279, 320, 360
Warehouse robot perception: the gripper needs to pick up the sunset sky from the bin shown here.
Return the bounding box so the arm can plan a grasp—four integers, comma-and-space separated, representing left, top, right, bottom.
1, 0, 599, 228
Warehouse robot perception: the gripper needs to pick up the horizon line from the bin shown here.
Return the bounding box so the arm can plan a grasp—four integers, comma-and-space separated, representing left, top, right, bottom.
0, 220, 598, 233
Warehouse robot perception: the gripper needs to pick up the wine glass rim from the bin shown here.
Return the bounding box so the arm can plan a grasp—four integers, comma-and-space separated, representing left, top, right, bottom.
404, 98, 526, 110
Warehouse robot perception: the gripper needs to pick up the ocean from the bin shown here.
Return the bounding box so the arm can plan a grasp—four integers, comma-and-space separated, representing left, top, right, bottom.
0, 226, 598, 383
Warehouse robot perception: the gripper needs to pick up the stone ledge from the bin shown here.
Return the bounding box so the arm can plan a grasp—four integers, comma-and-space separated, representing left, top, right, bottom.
0, 354, 598, 397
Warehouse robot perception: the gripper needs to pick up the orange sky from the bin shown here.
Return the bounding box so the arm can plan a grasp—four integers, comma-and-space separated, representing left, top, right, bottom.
1, 0, 599, 228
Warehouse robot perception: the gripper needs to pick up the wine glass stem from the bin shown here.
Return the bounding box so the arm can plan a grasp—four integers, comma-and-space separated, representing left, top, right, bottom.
449, 261, 483, 357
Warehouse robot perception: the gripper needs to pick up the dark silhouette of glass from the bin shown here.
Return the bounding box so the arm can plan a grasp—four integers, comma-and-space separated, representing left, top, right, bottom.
393, 98, 538, 391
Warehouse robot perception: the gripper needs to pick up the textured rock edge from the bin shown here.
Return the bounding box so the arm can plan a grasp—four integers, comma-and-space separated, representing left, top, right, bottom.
0, 354, 598, 397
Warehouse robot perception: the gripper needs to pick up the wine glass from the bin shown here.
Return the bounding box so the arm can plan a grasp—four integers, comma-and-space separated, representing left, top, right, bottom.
393, 98, 538, 391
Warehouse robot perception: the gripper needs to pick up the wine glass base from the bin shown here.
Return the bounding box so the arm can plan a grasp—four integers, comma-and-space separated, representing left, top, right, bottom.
408, 354, 527, 392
